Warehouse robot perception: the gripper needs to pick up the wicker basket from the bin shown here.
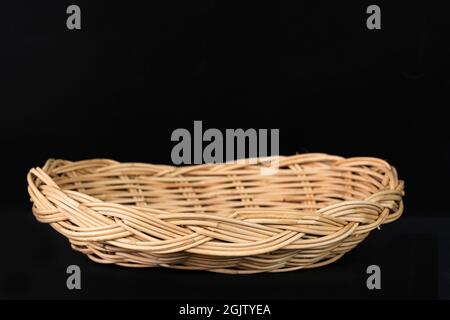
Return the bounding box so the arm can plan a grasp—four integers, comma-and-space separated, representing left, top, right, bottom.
27, 154, 404, 274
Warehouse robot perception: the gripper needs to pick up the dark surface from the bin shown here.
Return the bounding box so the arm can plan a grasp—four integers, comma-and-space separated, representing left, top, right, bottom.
0, 211, 447, 300
0, 1, 449, 299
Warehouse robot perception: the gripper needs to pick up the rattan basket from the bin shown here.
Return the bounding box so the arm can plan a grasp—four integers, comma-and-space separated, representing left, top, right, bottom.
27, 154, 404, 274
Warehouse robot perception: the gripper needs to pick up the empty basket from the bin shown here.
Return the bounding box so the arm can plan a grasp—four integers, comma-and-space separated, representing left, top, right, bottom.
27, 153, 404, 274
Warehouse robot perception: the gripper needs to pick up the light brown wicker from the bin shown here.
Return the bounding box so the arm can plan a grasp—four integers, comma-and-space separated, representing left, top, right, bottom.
27, 154, 404, 274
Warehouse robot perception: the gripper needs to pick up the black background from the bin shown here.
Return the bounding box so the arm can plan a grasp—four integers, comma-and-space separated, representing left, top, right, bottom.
0, 0, 449, 300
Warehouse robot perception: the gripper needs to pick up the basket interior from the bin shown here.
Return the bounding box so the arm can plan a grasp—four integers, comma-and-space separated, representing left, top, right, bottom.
50, 159, 391, 216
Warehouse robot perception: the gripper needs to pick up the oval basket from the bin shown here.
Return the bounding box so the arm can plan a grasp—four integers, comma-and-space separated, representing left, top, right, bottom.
27, 154, 404, 274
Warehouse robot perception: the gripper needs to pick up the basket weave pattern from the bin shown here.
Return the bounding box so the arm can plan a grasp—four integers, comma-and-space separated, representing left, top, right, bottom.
27, 154, 404, 274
